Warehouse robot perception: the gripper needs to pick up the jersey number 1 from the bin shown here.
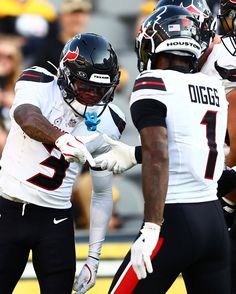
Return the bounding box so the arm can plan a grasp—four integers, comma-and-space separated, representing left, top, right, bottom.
201, 110, 218, 180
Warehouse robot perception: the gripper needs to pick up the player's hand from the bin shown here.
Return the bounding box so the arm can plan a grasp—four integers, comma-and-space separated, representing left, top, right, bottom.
217, 167, 236, 198
131, 222, 161, 280
219, 197, 236, 230
55, 133, 99, 167
94, 134, 137, 173
217, 167, 236, 229
73, 256, 99, 294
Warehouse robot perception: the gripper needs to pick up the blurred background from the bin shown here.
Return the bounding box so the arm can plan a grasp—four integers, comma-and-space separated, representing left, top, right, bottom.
0, 0, 220, 293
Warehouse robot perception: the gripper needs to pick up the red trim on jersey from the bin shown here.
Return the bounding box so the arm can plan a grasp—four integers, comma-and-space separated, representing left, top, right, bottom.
111, 237, 164, 294
133, 77, 166, 92
135, 81, 165, 87
20, 73, 41, 78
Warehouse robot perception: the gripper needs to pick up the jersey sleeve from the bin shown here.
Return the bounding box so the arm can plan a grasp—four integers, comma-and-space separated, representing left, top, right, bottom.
107, 104, 126, 139
130, 71, 167, 132
88, 168, 113, 258
10, 67, 55, 116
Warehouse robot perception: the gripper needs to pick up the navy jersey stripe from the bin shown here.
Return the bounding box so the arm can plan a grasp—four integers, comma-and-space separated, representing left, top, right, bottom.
108, 107, 126, 135
17, 69, 54, 83
133, 77, 166, 92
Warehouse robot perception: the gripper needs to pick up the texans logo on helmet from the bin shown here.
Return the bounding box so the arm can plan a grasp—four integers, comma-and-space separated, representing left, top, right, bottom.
63, 48, 79, 62
229, 0, 236, 3
179, 1, 208, 18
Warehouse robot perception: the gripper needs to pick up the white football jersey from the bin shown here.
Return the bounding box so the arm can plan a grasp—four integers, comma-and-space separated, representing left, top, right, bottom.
130, 69, 228, 203
201, 38, 236, 95
0, 67, 125, 208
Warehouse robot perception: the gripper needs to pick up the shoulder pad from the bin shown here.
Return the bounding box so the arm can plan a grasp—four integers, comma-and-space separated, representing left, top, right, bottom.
17, 67, 54, 83
133, 75, 166, 92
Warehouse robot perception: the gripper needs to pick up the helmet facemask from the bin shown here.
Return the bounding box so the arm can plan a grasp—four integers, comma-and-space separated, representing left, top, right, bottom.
218, 0, 236, 56
58, 33, 120, 121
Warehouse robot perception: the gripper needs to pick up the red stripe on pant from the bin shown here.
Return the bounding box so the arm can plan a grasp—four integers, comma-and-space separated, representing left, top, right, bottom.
111, 237, 164, 294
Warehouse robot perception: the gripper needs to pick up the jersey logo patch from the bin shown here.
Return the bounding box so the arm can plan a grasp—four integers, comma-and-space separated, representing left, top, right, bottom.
133, 77, 166, 92
53, 217, 68, 224
17, 69, 54, 83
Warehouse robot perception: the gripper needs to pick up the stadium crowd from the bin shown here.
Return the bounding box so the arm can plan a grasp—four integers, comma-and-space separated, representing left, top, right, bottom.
2, 0, 236, 294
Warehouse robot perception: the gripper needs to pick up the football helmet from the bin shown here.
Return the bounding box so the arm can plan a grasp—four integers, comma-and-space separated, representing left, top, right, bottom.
155, 0, 216, 53
218, 0, 236, 56
135, 5, 201, 72
58, 33, 120, 118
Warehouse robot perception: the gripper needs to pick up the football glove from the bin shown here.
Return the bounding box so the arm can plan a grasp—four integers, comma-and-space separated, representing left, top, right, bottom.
73, 256, 99, 294
217, 167, 236, 198
94, 134, 137, 174
219, 197, 236, 230
217, 167, 236, 229
55, 133, 99, 167
131, 222, 161, 280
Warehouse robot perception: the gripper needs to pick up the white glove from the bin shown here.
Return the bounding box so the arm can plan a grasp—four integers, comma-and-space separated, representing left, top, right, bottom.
131, 222, 161, 280
55, 132, 99, 167
73, 256, 99, 294
94, 134, 137, 174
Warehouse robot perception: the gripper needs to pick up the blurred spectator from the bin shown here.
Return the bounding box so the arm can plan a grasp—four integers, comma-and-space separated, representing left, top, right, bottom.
0, 0, 58, 66
0, 0, 56, 23
0, 36, 23, 131
0, 121, 7, 158
33, 0, 92, 73
115, 66, 129, 94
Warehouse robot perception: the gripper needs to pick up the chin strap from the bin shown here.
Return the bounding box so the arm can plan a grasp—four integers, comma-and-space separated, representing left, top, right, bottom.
85, 112, 101, 131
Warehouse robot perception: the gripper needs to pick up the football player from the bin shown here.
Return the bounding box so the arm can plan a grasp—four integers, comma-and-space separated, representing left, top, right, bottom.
212, 1, 236, 292
97, 5, 230, 294
0, 33, 126, 294
201, 0, 236, 226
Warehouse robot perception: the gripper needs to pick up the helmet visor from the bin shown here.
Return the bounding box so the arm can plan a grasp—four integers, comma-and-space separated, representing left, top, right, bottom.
73, 79, 111, 106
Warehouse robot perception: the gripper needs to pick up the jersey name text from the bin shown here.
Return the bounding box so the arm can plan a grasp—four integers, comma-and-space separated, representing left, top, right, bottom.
189, 84, 220, 107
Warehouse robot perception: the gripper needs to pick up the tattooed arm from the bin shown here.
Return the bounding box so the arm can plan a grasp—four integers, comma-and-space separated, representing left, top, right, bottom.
14, 104, 64, 144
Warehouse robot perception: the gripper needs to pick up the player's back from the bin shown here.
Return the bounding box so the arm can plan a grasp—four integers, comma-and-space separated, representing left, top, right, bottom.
130, 69, 228, 203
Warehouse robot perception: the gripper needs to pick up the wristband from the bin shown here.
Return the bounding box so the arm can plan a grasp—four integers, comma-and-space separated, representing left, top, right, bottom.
135, 146, 142, 164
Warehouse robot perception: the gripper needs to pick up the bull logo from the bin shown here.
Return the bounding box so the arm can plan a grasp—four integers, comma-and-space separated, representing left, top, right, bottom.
179, 1, 208, 18
63, 47, 79, 62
